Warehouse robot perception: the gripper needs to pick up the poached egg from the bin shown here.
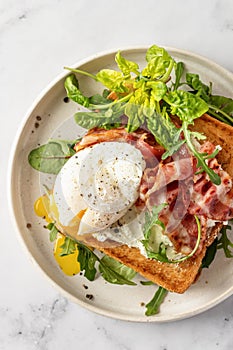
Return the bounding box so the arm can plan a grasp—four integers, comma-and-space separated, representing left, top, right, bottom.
53, 141, 146, 239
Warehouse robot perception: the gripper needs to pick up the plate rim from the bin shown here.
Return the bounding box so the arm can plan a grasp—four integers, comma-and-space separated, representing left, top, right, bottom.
7, 46, 233, 323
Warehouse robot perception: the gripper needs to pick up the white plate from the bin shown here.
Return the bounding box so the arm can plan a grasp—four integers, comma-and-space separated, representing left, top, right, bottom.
8, 47, 233, 322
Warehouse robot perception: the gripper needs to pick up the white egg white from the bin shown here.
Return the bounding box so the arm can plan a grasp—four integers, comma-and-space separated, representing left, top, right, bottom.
53, 141, 146, 236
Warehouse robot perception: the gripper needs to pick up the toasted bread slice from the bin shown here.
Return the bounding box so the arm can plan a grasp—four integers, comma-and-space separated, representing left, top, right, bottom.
190, 114, 233, 178
100, 223, 222, 293
95, 115, 233, 293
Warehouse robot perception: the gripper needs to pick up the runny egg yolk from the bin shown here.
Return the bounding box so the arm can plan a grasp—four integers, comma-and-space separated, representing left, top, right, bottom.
34, 195, 53, 223
34, 195, 81, 276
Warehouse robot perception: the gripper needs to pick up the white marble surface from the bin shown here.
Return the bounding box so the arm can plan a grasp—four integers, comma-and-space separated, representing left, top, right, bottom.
1, 0, 233, 349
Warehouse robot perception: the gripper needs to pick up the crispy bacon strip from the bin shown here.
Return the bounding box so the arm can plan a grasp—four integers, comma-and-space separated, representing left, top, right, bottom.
75, 127, 165, 167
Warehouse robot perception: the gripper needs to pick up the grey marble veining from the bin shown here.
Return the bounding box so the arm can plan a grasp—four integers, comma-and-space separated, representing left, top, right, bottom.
1, 0, 233, 349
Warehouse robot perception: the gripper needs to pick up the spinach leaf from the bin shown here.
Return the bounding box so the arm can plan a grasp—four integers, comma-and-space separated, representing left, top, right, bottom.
210, 95, 233, 116
89, 93, 110, 105
46, 223, 59, 242
74, 108, 122, 130
60, 237, 77, 256
124, 102, 144, 132
217, 225, 233, 258
208, 95, 233, 125
64, 74, 90, 107
186, 73, 210, 102
201, 238, 218, 268
99, 256, 136, 285
185, 72, 233, 125
145, 286, 168, 316
28, 140, 76, 174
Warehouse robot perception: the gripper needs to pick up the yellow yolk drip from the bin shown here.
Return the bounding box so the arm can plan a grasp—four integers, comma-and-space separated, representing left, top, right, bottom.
34, 195, 81, 276
54, 233, 80, 276
34, 195, 53, 223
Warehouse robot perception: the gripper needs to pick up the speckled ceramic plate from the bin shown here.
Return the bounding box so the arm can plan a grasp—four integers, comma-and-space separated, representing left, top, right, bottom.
8, 47, 233, 322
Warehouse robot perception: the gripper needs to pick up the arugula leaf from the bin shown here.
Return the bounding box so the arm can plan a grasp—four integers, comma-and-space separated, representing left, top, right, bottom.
202, 238, 218, 268
145, 286, 168, 316
64, 74, 90, 107
217, 225, 233, 258
76, 242, 137, 285
60, 237, 77, 256
99, 256, 136, 285
140, 280, 154, 286
28, 140, 76, 174
115, 51, 139, 77
46, 223, 58, 242
77, 243, 98, 281
182, 122, 221, 185
142, 204, 170, 262
143, 204, 167, 237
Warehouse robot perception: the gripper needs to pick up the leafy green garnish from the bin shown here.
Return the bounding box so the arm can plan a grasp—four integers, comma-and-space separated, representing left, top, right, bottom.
76, 242, 136, 285
64, 74, 90, 107
63, 44, 229, 185
140, 280, 155, 286
172, 61, 185, 90
60, 237, 77, 256
201, 238, 218, 269
185, 72, 233, 125
142, 44, 174, 82
28, 140, 76, 174
164, 90, 209, 122
77, 243, 98, 281
182, 122, 221, 185
202, 224, 233, 269
217, 224, 233, 258
146, 110, 182, 151
46, 223, 59, 242
99, 255, 137, 285
145, 286, 168, 316
115, 51, 140, 77
74, 102, 123, 130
